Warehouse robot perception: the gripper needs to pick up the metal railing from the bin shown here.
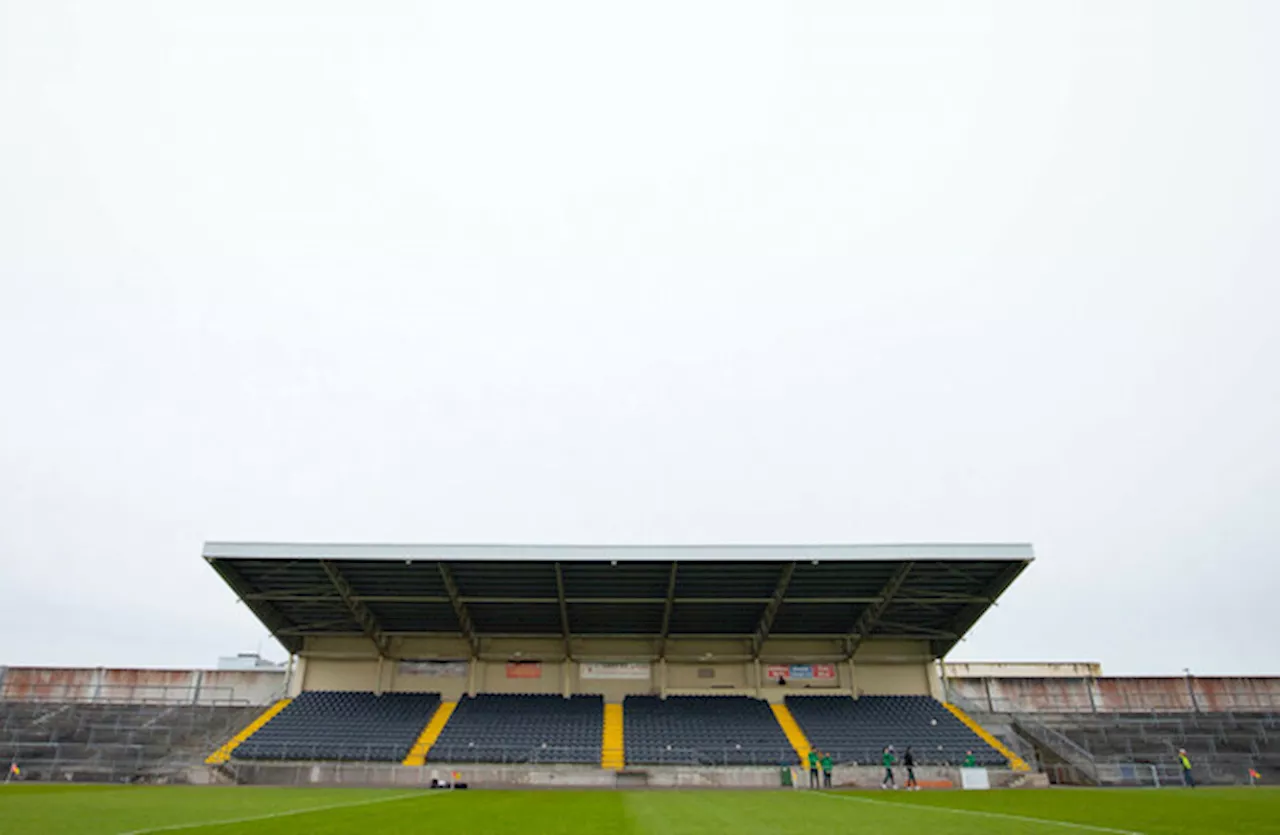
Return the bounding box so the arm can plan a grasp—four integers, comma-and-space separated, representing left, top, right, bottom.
947, 688, 1097, 783
625, 747, 800, 767
955, 691, 1280, 715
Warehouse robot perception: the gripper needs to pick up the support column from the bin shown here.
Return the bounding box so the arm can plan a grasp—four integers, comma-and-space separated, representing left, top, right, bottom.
291, 656, 307, 696
375, 655, 385, 695
927, 660, 945, 701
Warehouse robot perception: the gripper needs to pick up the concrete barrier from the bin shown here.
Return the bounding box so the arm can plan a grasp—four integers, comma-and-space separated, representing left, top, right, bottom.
221, 760, 1035, 790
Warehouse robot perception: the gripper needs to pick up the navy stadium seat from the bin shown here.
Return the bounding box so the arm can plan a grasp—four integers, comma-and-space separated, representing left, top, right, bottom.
786, 695, 1005, 766
428, 694, 603, 765
233, 691, 440, 762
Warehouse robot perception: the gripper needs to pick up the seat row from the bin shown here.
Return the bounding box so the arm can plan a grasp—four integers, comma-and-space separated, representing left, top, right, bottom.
228, 691, 1007, 768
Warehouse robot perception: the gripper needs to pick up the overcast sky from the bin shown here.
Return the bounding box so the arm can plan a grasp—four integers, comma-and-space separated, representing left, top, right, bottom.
1, 1, 1277, 676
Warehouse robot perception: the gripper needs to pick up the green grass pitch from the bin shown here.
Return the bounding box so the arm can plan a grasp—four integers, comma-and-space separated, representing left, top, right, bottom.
1, 784, 1278, 834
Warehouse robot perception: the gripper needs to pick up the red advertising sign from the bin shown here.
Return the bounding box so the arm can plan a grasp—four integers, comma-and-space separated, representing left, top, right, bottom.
813, 664, 836, 680
505, 661, 542, 679
766, 665, 791, 680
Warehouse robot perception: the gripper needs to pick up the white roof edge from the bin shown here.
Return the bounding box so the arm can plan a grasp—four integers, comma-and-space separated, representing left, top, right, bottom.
203, 542, 1034, 562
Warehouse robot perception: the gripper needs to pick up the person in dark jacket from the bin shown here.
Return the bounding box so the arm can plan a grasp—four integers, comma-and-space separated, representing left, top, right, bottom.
903, 747, 918, 790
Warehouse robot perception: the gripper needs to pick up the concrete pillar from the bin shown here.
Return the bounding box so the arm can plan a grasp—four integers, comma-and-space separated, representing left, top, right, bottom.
927, 660, 945, 701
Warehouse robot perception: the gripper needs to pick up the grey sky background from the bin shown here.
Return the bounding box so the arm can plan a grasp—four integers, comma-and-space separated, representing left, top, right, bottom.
1, 1, 1277, 675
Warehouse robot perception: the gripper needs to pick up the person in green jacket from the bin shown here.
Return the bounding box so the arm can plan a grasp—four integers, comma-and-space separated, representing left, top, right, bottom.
821, 751, 834, 788
807, 749, 820, 788
963, 750, 976, 768
881, 746, 896, 789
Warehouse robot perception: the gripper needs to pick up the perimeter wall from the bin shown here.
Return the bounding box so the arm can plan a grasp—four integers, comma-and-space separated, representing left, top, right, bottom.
942, 663, 1280, 713
0, 666, 284, 705
4, 659, 1276, 713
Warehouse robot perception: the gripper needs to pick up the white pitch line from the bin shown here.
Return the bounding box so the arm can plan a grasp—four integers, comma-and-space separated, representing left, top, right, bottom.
814, 791, 1146, 835
117, 790, 430, 834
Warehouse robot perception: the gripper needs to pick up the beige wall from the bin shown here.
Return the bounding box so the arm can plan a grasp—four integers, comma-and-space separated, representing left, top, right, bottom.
851, 640, 935, 696
300, 659, 381, 692
665, 661, 751, 690
855, 663, 931, 695
294, 636, 940, 699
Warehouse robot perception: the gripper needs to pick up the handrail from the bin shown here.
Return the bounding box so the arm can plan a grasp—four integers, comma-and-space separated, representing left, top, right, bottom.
948, 689, 1097, 782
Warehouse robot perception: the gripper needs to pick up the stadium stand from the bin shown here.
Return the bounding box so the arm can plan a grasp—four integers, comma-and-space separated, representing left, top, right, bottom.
946, 680, 1280, 786
232, 691, 440, 762
623, 695, 795, 766
0, 702, 262, 782
785, 695, 1005, 766
427, 694, 603, 764
1033, 711, 1280, 784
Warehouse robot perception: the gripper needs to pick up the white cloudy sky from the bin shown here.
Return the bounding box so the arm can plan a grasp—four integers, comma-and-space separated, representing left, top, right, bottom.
1, 1, 1277, 675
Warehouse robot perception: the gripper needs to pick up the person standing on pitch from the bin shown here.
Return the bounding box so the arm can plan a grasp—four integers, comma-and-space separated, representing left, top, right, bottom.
903, 747, 918, 790
881, 746, 896, 789
821, 750, 833, 788
808, 749, 820, 788
1179, 749, 1195, 788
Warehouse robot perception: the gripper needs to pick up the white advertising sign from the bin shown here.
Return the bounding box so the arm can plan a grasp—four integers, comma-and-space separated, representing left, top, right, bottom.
580, 662, 651, 680
398, 660, 468, 678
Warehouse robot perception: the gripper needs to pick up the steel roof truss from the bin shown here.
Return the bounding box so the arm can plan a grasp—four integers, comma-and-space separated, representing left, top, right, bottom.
751, 562, 795, 658
847, 563, 914, 656
438, 562, 481, 658
319, 560, 391, 658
